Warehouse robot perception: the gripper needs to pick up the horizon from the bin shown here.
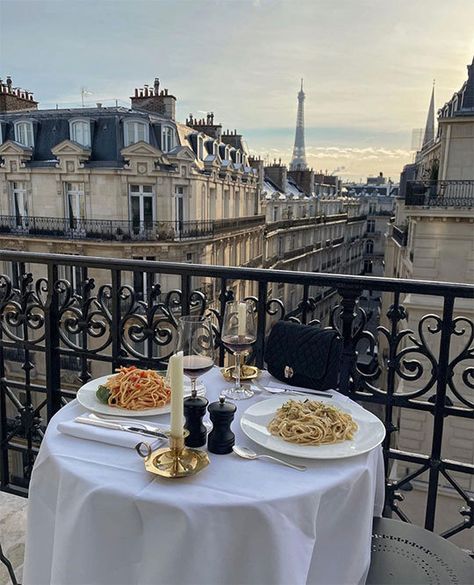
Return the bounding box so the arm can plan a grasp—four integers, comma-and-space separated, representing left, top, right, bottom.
1, 0, 473, 181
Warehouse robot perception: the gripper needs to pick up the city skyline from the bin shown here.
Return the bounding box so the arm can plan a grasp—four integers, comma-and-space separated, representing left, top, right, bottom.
1, 0, 474, 180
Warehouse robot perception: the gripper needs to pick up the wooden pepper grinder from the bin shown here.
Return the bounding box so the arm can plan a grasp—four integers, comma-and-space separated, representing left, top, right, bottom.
207, 395, 237, 454
183, 388, 209, 448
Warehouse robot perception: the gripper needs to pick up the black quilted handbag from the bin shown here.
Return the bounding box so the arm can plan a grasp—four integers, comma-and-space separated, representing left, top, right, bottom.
264, 321, 343, 391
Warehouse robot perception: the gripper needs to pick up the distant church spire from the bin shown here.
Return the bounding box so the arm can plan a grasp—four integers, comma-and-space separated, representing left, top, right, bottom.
422, 82, 435, 148
290, 79, 308, 170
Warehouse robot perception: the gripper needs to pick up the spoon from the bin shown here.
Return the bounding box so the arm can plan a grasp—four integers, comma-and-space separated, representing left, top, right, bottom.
232, 445, 306, 471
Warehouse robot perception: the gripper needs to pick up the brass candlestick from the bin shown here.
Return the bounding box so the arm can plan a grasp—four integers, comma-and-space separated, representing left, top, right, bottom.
136, 430, 209, 478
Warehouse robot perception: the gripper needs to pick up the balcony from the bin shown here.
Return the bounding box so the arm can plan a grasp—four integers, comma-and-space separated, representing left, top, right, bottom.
265, 215, 323, 232
0, 250, 473, 558
392, 225, 408, 246
0, 215, 265, 243
0, 215, 216, 242
347, 213, 368, 223
406, 180, 474, 207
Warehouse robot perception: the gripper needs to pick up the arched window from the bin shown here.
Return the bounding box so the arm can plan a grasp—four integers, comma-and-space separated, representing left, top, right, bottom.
69, 119, 91, 147
124, 120, 149, 146
161, 125, 175, 152
14, 121, 34, 147
366, 239, 374, 254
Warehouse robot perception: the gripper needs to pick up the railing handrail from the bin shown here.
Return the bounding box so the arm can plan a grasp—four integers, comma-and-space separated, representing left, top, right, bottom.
1, 250, 473, 298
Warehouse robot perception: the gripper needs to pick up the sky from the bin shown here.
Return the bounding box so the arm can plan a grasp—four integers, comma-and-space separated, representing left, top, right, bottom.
1, 0, 473, 181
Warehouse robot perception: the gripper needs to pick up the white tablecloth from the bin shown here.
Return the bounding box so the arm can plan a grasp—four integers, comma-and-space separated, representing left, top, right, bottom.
23, 368, 385, 585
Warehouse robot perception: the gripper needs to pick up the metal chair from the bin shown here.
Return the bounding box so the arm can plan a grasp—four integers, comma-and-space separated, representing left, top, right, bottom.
367, 518, 474, 585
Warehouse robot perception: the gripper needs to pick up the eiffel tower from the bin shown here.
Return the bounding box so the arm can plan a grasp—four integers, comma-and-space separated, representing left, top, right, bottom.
290, 79, 308, 170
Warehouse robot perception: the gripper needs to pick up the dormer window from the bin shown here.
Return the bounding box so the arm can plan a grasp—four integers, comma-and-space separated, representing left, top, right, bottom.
69, 119, 91, 148
124, 120, 149, 146
161, 125, 175, 152
14, 121, 34, 147
197, 136, 204, 160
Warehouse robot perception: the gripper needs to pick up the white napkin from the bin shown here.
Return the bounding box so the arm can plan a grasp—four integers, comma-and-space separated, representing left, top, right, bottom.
57, 420, 163, 450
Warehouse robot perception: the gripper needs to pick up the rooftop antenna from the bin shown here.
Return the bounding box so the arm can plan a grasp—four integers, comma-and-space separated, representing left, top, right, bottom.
81, 87, 93, 107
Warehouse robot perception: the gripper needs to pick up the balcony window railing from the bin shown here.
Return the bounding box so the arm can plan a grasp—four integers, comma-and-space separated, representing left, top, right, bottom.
0, 251, 473, 549
0, 215, 265, 242
406, 180, 474, 207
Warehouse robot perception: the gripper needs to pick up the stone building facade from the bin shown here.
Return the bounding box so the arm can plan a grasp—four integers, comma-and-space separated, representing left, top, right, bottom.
382, 57, 474, 499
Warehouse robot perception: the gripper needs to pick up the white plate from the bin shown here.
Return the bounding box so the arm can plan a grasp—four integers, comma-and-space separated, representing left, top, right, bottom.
76, 374, 206, 417
240, 396, 385, 459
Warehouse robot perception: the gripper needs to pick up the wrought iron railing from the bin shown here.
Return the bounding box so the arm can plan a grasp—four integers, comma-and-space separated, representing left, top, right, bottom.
406, 180, 474, 207
0, 215, 264, 242
392, 225, 408, 247
0, 251, 473, 548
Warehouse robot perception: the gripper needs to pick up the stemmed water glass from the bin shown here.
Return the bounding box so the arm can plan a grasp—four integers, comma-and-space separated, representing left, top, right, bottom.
177, 315, 215, 395
221, 300, 256, 400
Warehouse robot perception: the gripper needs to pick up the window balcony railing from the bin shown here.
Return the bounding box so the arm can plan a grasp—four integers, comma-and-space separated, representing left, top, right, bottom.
0, 215, 216, 241
0, 251, 473, 550
0, 215, 265, 243
406, 180, 474, 207
392, 225, 408, 247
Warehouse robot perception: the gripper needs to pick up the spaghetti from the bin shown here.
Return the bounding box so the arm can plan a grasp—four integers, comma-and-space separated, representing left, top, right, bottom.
102, 366, 171, 410
267, 399, 358, 446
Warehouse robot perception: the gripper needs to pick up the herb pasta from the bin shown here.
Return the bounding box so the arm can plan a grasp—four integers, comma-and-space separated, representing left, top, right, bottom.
267, 399, 358, 445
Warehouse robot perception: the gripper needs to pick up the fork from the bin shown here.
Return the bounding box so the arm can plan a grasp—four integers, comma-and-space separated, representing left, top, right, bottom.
253, 384, 333, 399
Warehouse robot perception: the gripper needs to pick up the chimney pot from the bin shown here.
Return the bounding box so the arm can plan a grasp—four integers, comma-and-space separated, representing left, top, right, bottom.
97, 102, 102, 108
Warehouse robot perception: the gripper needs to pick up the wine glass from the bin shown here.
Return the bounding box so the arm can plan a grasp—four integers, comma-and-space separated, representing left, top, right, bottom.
177, 315, 215, 396
221, 300, 256, 400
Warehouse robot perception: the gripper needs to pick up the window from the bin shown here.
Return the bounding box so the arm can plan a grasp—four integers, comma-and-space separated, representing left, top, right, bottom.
132, 256, 155, 302
161, 126, 174, 152
10, 182, 28, 227
366, 240, 374, 254
197, 136, 204, 160
59, 263, 84, 294
273, 206, 278, 222
124, 120, 148, 146
367, 219, 375, 233
65, 183, 86, 229
175, 186, 185, 235
70, 120, 91, 148
364, 260, 373, 274
130, 185, 154, 231
14, 121, 34, 147
236, 150, 241, 164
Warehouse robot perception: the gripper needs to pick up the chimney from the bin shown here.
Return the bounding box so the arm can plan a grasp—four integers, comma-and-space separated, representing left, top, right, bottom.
186, 111, 222, 140
130, 77, 176, 120
264, 160, 287, 192
288, 168, 315, 196
0, 76, 38, 112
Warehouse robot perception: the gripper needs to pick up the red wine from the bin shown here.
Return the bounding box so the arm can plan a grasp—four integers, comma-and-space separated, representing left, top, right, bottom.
182, 355, 214, 378
222, 335, 256, 353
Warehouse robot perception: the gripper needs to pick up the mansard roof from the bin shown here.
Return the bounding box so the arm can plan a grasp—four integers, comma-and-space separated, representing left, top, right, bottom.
439, 56, 474, 119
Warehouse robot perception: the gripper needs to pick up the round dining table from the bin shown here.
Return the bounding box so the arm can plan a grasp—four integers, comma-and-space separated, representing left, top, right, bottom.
23, 368, 385, 585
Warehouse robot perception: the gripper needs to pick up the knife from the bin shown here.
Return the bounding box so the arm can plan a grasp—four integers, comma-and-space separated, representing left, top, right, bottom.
75, 416, 168, 440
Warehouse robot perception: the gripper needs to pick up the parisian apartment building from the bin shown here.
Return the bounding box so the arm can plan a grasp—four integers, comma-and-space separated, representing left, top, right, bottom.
0, 76, 374, 320
382, 56, 474, 495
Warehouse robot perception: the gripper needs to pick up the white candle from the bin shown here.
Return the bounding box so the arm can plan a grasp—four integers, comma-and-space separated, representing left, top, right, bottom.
169, 351, 184, 439
237, 302, 246, 337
